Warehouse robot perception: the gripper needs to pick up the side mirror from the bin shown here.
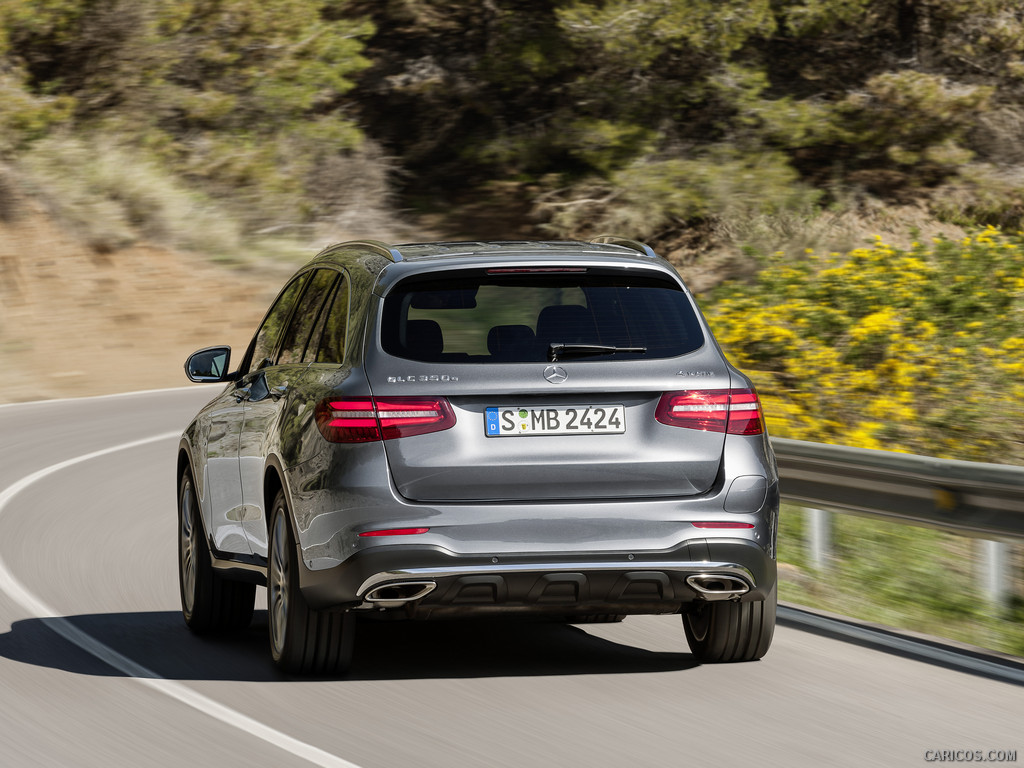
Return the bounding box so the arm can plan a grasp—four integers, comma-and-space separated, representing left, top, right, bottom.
185, 346, 233, 383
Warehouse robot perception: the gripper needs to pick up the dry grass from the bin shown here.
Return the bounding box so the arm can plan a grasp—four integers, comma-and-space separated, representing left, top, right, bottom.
306, 141, 421, 245
974, 104, 1024, 165
19, 135, 244, 257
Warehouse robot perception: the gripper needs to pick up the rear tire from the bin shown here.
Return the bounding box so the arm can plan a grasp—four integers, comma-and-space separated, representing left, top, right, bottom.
682, 584, 776, 663
178, 469, 255, 634
268, 490, 354, 675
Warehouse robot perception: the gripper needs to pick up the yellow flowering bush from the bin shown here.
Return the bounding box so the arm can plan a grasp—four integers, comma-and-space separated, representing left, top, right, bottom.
703, 227, 1024, 463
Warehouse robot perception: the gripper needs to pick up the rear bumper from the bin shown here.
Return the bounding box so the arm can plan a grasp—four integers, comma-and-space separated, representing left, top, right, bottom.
298, 538, 776, 617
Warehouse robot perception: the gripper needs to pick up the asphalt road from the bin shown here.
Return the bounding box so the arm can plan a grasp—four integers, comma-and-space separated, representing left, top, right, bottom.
0, 388, 1020, 768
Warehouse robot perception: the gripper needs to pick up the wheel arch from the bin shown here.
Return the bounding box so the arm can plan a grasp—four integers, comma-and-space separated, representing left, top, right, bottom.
177, 440, 214, 545
263, 457, 288, 536
177, 439, 194, 486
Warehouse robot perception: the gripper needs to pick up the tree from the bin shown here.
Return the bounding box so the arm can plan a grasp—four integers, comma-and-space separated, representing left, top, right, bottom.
0, 0, 374, 225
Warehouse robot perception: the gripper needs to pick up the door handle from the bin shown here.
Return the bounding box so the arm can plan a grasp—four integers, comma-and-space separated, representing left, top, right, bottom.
270, 385, 288, 401
234, 386, 252, 403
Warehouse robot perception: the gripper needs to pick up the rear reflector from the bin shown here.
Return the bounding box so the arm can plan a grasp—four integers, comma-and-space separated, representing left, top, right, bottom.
691, 522, 756, 529
315, 397, 456, 443
655, 388, 765, 435
358, 528, 430, 537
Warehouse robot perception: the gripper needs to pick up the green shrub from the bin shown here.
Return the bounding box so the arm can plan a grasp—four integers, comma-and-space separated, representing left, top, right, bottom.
828, 71, 992, 173
540, 147, 819, 241
0, 72, 74, 156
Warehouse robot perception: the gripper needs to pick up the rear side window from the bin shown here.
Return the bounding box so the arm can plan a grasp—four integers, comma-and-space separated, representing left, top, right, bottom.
381, 271, 704, 363
277, 269, 338, 365
313, 274, 351, 364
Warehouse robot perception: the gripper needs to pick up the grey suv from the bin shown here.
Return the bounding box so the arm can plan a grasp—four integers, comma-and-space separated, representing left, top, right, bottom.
177, 237, 778, 674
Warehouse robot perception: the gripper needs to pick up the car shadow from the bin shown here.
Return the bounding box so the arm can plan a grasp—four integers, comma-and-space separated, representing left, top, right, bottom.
0, 610, 698, 682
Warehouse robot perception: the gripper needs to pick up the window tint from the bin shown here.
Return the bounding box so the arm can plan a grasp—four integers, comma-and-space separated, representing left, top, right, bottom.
314, 273, 350, 364
245, 273, 309, 375
381, 272, 704, 363
277, 270, 338, 365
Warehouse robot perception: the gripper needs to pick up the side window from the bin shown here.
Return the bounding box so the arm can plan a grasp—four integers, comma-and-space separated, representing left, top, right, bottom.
245, 273, 309, 376
276, 270, 339, 366
302, 280, 336, 364
314, 274, 351, 364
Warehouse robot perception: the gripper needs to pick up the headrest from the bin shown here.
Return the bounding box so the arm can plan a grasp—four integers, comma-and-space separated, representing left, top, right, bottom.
487, 324, 536, 355
405, 319, 444, 358
536, 305, 597, 344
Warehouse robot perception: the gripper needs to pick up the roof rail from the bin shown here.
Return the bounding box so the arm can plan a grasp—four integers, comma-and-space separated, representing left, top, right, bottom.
590, 235, 657, 258
341, 239, 403, 262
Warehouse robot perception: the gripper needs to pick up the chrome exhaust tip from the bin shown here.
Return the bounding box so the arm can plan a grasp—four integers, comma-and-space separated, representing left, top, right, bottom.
364, 581, 436, 607
686, 574, 750, 601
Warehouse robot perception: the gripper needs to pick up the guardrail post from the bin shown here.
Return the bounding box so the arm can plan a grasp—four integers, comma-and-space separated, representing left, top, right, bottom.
805, 507, 832, 572
977, 539, 1009, 610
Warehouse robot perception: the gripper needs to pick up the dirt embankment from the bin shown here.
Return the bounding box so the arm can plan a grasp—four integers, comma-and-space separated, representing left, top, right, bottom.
1, 182, 968, 406
0, 180, 521, 405
0, 199, 285, 404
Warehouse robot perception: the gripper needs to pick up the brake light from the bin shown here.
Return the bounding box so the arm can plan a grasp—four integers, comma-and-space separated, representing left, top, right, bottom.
655, 388, 765, 435
315, 397, 456, 443
692, 522, 756, 529
486, 267, 587, 274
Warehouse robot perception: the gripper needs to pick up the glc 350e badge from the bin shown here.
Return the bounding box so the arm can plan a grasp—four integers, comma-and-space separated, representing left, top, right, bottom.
387, 374, 459, 383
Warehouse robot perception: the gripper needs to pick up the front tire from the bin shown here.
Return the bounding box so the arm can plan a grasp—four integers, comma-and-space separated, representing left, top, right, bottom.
268, 490, 354, 675
683, 584, 776, 663
178, 469, 255, 633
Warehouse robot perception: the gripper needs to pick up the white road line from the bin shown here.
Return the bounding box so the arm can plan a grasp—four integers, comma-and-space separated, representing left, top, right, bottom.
0, 384, 223, 410
0, 431, 362, 768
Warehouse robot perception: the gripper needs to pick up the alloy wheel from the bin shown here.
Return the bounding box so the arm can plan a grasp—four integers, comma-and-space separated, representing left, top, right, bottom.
179, 478, 197, 615
685, 603, 711, 644
269, 508, 290, 658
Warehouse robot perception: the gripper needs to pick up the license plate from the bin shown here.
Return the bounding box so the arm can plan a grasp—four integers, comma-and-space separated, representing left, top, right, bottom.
485, 405, 625, 436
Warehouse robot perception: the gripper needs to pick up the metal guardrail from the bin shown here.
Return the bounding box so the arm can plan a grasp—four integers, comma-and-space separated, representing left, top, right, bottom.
771, 437, 1024, 540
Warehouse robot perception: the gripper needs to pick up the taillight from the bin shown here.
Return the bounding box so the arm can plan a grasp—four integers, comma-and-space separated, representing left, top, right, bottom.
375, 397, 456, 439
315, 399, 379, 443
315, 397, 456, 443
724, 389, 765, 435
655, 388, 765, 435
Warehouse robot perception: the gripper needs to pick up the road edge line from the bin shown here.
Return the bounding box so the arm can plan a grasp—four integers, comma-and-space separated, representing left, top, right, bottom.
0, 431, 362, 768
0, 384, 223, 411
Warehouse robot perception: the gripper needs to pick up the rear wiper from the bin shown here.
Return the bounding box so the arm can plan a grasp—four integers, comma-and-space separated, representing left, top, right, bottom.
548, 343, 647, 362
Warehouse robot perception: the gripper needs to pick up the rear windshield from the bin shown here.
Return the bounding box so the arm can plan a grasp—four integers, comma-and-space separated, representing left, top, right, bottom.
380, 271, 704, 363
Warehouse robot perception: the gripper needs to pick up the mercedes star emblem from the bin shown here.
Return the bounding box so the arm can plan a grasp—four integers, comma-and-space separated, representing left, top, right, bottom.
543, 365, 568, 384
